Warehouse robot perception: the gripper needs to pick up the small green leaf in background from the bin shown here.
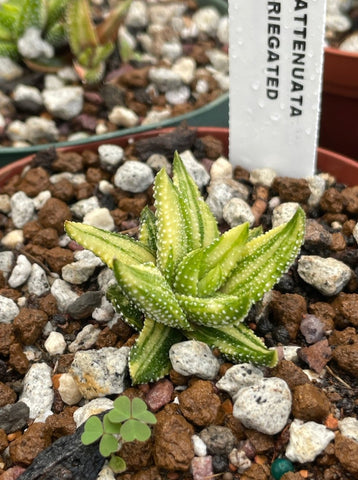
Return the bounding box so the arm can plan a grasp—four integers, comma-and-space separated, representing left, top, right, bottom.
103, 414, 121, 435
131, 397, 157, 424
109, 455, 127, 473
81, 416, 103, 445
108, 396, 131, 424
120, 419, 151, 442
99, 433, 119, 458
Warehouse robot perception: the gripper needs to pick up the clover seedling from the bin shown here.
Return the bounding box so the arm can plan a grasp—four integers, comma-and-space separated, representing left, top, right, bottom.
81, 396, 156, 473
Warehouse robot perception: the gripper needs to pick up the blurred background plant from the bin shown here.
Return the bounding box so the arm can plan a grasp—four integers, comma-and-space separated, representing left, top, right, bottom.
0, 0, 132, 83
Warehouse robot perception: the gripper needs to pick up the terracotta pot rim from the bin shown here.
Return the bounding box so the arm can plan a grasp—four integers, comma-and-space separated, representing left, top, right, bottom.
325, 45, 358, 59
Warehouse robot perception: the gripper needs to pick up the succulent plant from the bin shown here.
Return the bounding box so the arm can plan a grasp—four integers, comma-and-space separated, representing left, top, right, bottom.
81, 396, 156, 473
0, 0, 132, 83
65, 153, 306, 385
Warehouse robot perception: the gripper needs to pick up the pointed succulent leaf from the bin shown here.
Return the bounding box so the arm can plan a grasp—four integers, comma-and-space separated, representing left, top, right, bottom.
154, 168, 187, 284
129, 318, 184, 385
91, 42, 115, 67
96, 0, 132, 44
131, 398, 156, 424
248, 225, 263, 241
99, 433, 119, 458
172, 152, 219, 250
187, 323, 278, 367
46, 0, 69, 29
0, 40, 18, 58
0, 4, 20, 36
120, 419, 151, 442
196, 264, 223, 297
139, 206, 157, 252
173, 249, 203, 296
103, 413, 122, 434
175, 292, 251, 327
17, 0, 46, 37
221, 207, 305, 300
106, 284, 143, 331
0, 21, 13, 41
197, 222, 249, 295
81, 416, 103, 445
45, 22, 67, 48
109, 455, 127, 474
64, 221, 155, 269
113, 260, 190, 330
66, 0, 98, 57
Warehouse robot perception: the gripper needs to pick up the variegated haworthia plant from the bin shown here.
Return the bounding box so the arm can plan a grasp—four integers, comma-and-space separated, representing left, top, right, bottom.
65, 153, 306, 385
0, 0, 131, 83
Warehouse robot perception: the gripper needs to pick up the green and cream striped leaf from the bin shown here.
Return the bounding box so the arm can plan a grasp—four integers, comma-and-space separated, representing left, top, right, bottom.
173, 248, 203, 296
154, 168, 187, 284
129, 318, 184, 385
187, 323, 278, 367
113, 260, 191, 330
17, 0, 46, 37
106, 284, 143, 332
139, 206, 157, 252
176, 292, 251, 327
172, 152, 219, 250
64, 221, 155, 269
66, 0, 98, 57
221, 207, 305, 300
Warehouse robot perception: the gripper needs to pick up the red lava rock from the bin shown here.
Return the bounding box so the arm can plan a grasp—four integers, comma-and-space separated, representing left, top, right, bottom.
9, 422, 52, 466
13, 308, 48, 345
272, 177, 311, 203
46, 246, 74, 273
8, 343, 29, 374
86, 167, 110, 184
329, 327, 358, 345
52, 152, 84, 173
224, 414, 246, 442
17, 167, 51, 197
199, 135, 224, 159
332, 343, 358, 377
292, 383, 331, 422
23, 244, 48, 264
45, 407, 77, 439
334, 433, 358, 476
244, 429, 274, 454
0, 466, 26, 480
95, 327, 118, 348
240, 462, 270, 480
0, 382, 16, 407
74, 182, 95, 200
32, 227, 59, 248
120, 438, 154, 471
146, 378, 174, 412
153, 410, 194, 471
341, 185, 358, 214
23, 220, 43, 241
0, 324, 15, 356
298, 338, 332, 373
130, 465, 161, 480
269, 360, 310, 391
308, 302, 335, 332
118, 194, 149, 216
0, 428, 8, 452
331, 292, 358, 328
281, 473, 305, 480
37, 197, 72, 233
178, 380, 224, 427
331, 232, 346, 251
270, 292, 307, 341
319, 187, 344, 213
38, 294, 59, 317
304, 219, 332, 252
50, 178, 75, 203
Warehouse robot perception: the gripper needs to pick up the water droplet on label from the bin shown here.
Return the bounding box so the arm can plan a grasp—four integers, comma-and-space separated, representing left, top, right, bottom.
251, 81, 260, 91
258, 100, 265, 108
305, 128, 312, 135
270, 113, 281, 122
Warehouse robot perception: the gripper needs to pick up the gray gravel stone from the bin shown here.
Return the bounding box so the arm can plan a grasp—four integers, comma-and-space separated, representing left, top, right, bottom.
210, 157, 233, 182
0, 295, 19, 324
216, 363, 264, 401
165, 85, 191, 105
233, 377, 292, 435
73, 398, 114, 427
206, 180, 250, 222
192, 435, 207, 457
13, 84, 43, 110
50, 171, 86, 185
125, 0, 148, 28
27, 263, 50, 296
147, 153, 172, 174
0, 402, 30, 434
114, 161, 154, 193
25, 116, 59, 144
67, 291, 103, 320
172, 57, 196, 84
297, 255, 352, 296
92, 296, 115, 323
33, 190, 52, 210
217, 16, 229, 44
68, 324, 101, 353
1, 229, 24, 248
0, 251, 14, 278
43, 86, 84, 120
18, 27, 54, 59
0, 56, 23, 81
307, 175, 326, 207
285, 419, 335, 463
108, 106, 139, 128
70, 196, 100, 218
300, 314, 325, 344
0, 194, 10, 214
148, 67, 182, 92
161, 41, 183, 62
272, 202, 300, 228
192, 7, 220, 36
338, 417, 358, 442
169, 340, 220, 380
199, 425, 236, 455
44, 331, 66, 355
249, 167, 277, 187
11, 191, 35, 228
98, 144, 124, 171
207, 49, 229, 73
20, 363, 54, 420
180, 150, 210, 188
70, 346, 130, 399
8, 254, 32, 288
51, 278, 79, 312
6, 119, 28, 142
83, 207, 115, 231
223, 197, 255, 227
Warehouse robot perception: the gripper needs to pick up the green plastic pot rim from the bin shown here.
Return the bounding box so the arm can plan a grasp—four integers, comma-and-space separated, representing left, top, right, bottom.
1, 126, 358, 188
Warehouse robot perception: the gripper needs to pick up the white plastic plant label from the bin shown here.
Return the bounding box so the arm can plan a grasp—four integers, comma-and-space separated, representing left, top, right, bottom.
229, 0, 327, 177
